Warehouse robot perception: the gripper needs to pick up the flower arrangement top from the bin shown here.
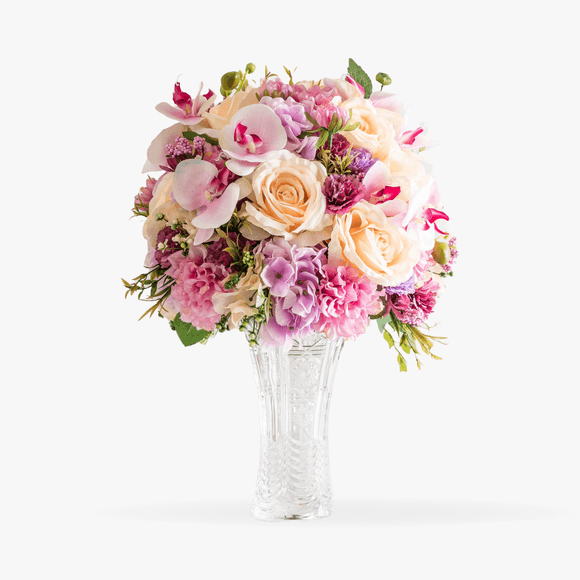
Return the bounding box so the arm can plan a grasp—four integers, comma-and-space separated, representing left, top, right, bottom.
124, 59, 457, 371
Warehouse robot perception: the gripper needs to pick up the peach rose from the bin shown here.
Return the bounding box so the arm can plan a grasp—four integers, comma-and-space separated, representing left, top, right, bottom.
340, 96, 402, 162
202, 86, 259, 131
241, 150, 333, 246
328, 201, 420, 286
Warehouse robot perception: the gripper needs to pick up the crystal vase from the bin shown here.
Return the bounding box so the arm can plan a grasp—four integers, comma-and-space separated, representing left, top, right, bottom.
248, 333, 345, 521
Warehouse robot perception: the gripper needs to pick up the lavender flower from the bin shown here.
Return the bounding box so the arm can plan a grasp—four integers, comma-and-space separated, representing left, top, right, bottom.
348, 147, 377, 176
383, 275, 416, 295
260, 96, 313, 154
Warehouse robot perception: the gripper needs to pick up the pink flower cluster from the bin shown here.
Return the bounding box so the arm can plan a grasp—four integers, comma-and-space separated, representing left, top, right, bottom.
314, 265, 382, 340
166, 245, 230, 331
128, 62, 457, 360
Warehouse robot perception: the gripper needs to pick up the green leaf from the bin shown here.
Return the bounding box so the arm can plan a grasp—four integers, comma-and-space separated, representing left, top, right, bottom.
173, 313, 211, 347
347, 58, 373, 98
382, 329, 395, 348
315, 130, 329, 150
341, 121, 360, 132
327, 113, 339, 133
376, 312, 391, 332
182, 131, 219, 147
304, 111, 319, 127
397, 353, 408, 373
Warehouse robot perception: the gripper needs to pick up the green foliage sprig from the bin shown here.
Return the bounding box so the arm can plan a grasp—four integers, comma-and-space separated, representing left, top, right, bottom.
377, 313, 446, 372
122, 265, 175, 320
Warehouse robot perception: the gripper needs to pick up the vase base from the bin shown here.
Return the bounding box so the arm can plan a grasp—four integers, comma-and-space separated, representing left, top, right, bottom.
251, 502, 332, 522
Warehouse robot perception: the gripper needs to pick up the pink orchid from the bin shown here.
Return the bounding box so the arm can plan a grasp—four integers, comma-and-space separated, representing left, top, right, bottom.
219, 104, 287, 176
173, 159, 251, 243
401, 178, 446, 250
369, 92, 406, 116
155, 82, 216, 125
362, 160, 407, 217
397, 124, 434, 152
142, 123, 188, 173
142, 123, 219, 173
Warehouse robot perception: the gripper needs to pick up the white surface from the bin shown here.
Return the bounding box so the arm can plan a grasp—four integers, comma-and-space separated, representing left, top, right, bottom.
2, 1, 579, 578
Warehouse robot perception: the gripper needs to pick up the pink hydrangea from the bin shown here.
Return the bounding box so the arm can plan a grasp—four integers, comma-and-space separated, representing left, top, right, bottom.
166, 246, 228, 331
314, 265, 382, 340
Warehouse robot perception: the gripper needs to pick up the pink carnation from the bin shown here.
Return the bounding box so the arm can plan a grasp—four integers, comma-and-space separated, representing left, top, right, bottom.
314, 265, 382, 340
388, 278, 440, 326
166, 246, 228, 331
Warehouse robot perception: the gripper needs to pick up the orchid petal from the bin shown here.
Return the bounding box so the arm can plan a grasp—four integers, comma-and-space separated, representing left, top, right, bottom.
192, 183, 240, 229
193, 228, 214, 245
345, 74, 365, 97
362, 160, 392, 195
225, 158, 257, 176
369, 92, 406, 116
142, 123, 187, 173
402, 180, 433, 228
173, 159, 218, 211
155, 102, 203, 124
219, 104, 287, 162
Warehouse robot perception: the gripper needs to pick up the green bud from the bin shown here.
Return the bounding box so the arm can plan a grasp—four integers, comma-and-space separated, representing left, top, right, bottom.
246, 62, 256, 74
220, 86, 230, 98
156, 213, 164, 221
432, 240, 451, 265
376, 72, 392, 86
221, 71, 241, 91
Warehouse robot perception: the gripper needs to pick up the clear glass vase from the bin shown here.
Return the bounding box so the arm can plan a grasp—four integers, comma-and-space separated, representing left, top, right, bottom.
248, 332, 345, 521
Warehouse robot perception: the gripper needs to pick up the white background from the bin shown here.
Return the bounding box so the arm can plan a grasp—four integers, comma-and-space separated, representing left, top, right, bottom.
2, 1, 579, 578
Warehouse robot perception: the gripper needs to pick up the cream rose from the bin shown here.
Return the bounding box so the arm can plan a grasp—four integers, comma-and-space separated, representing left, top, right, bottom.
202, 86, 258, 131
142, 172, 197, 252
241, 150, 333, 246
212, 268, 264, 329
340, 96, 401, 162
328, 201, 420, 286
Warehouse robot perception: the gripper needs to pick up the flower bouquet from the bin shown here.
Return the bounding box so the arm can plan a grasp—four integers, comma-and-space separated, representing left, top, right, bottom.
124, 59, 457, 520
124, 59, 457, 370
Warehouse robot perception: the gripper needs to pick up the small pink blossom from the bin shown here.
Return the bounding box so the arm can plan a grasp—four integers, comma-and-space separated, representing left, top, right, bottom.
314, 265, 382, 340
311, 99, 349, 129
166, 246, 228, 331
134, 176, 157, 212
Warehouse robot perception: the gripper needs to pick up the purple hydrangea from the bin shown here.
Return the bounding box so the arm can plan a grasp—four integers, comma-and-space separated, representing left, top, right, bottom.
349, 147, 377, 176
322, 174, 367, 215
258, 238, 325, 348
260, 96, 313, 156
